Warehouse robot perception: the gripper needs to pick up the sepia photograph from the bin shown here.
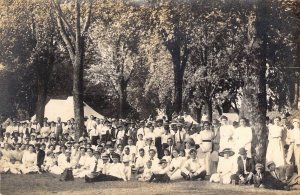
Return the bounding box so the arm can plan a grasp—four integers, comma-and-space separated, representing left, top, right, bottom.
0, 0, 300, 194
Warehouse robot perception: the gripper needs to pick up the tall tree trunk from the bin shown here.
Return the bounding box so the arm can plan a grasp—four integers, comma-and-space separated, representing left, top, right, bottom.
293, 34, 300, 110
52, 0, 92, 140
174, 72, 183, 114
73, 55, 84, 140
240, 0, 268, 164
35, 78, 48, 126
195, 104, 203, 123
118, 78, 128, 119
293, 78, 299, 109
172, 45, 183, 114
206, 99, 213, 123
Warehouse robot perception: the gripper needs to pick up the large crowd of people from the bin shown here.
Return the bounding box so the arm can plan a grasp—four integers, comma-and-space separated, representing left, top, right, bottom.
1, 114, 300, 191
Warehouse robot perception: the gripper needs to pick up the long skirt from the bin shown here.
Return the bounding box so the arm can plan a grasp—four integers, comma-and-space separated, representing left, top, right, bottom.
266, 138, 285, 167
210, 172, 232, 184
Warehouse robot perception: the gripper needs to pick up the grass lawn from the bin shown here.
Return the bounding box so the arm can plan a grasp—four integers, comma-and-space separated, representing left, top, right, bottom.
1, 173, 300, 195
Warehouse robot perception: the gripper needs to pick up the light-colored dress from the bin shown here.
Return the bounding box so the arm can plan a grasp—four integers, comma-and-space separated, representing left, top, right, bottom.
234, 126, 252, 158
219, 125, 234, 151
168, 156, 186, 180
20, 151, 39, 174
266, 124, 285, 167
210, 156, 237, 184
197, 130, 214, 175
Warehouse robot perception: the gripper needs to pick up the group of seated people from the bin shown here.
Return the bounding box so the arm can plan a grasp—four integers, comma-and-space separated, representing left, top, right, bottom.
1, 114, 300, 191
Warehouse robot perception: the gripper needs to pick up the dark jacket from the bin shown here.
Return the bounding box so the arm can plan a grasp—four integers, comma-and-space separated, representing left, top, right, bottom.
37, 149, 45, 168
236, 156, 255, 177
259, 171, 287, 190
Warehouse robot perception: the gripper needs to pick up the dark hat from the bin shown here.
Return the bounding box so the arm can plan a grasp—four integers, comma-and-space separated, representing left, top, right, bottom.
238, 148, 247, 155
220, 115, 228, 120
219, 148, 235, 157
111, 153, 120, 159
177, 117, 185, 123
189, 148, 197, 154
159, 159, 168, 164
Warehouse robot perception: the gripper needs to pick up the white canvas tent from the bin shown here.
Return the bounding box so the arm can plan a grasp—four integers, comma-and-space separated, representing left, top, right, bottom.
31, 96, 104, 122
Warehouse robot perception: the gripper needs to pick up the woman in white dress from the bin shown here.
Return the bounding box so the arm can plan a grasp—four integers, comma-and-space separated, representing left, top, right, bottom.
20, 145, 39, 174
168, 149, 186, 180
219, 116, 234, 152
266, 116, 285, 167
197, 121, 214, 175
210, 148, 236, 184
234, 118, 252, 158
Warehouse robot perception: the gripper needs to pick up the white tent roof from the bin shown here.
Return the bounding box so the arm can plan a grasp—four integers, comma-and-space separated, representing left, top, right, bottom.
31, 96, 104, 122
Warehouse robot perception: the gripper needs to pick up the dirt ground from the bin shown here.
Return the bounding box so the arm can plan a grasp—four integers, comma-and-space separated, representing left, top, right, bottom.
1, 173, 300, 195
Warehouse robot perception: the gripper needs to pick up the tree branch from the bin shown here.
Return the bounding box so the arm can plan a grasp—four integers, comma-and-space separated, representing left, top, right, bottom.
82, 0, 93, 36
56, 17, 75, 62
51, 0, 75, 42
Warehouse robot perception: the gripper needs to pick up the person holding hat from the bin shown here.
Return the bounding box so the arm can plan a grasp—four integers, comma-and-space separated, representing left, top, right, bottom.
181, 149, 206, 181
210, 148, 236, 184
230, 147, 255, 184
149, 159, 170, 183
266, 116, 285, 167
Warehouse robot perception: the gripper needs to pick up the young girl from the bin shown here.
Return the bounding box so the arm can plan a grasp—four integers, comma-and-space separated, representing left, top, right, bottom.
137, 160, 153, 182
162, 149, 172, 165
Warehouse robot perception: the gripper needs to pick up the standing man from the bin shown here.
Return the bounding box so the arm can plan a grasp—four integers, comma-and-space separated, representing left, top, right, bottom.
56, 117, 63, 141
291, 118, 300, 176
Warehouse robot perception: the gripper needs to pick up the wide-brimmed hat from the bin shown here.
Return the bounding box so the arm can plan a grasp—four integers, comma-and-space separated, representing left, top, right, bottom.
255, 163, 264, 169
219, 148, 235, 157
111, 153, 120, 159
158, 159, 168, 164
101, 154, 109, 160
293, 118, 300, 124
238, 148, 247, 155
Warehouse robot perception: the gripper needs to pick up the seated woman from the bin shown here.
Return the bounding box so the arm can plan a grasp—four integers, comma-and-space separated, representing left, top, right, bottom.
210, 148, 236, 184
73, 148, 96, 178
20, 144, 39, 174
168, 149, 186, 180
0, 151, 10, 173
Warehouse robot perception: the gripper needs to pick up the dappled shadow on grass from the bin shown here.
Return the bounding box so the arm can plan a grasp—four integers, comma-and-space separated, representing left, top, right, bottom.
1, 173, 299, 195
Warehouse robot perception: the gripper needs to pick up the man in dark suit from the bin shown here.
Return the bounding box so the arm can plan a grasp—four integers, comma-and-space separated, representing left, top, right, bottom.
254, 161, 290, 190
35, 143, 45, 171
231, 147, 255, 184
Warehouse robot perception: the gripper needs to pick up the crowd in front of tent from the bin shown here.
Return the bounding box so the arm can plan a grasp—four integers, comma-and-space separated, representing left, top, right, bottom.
1, 114, 300, 191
